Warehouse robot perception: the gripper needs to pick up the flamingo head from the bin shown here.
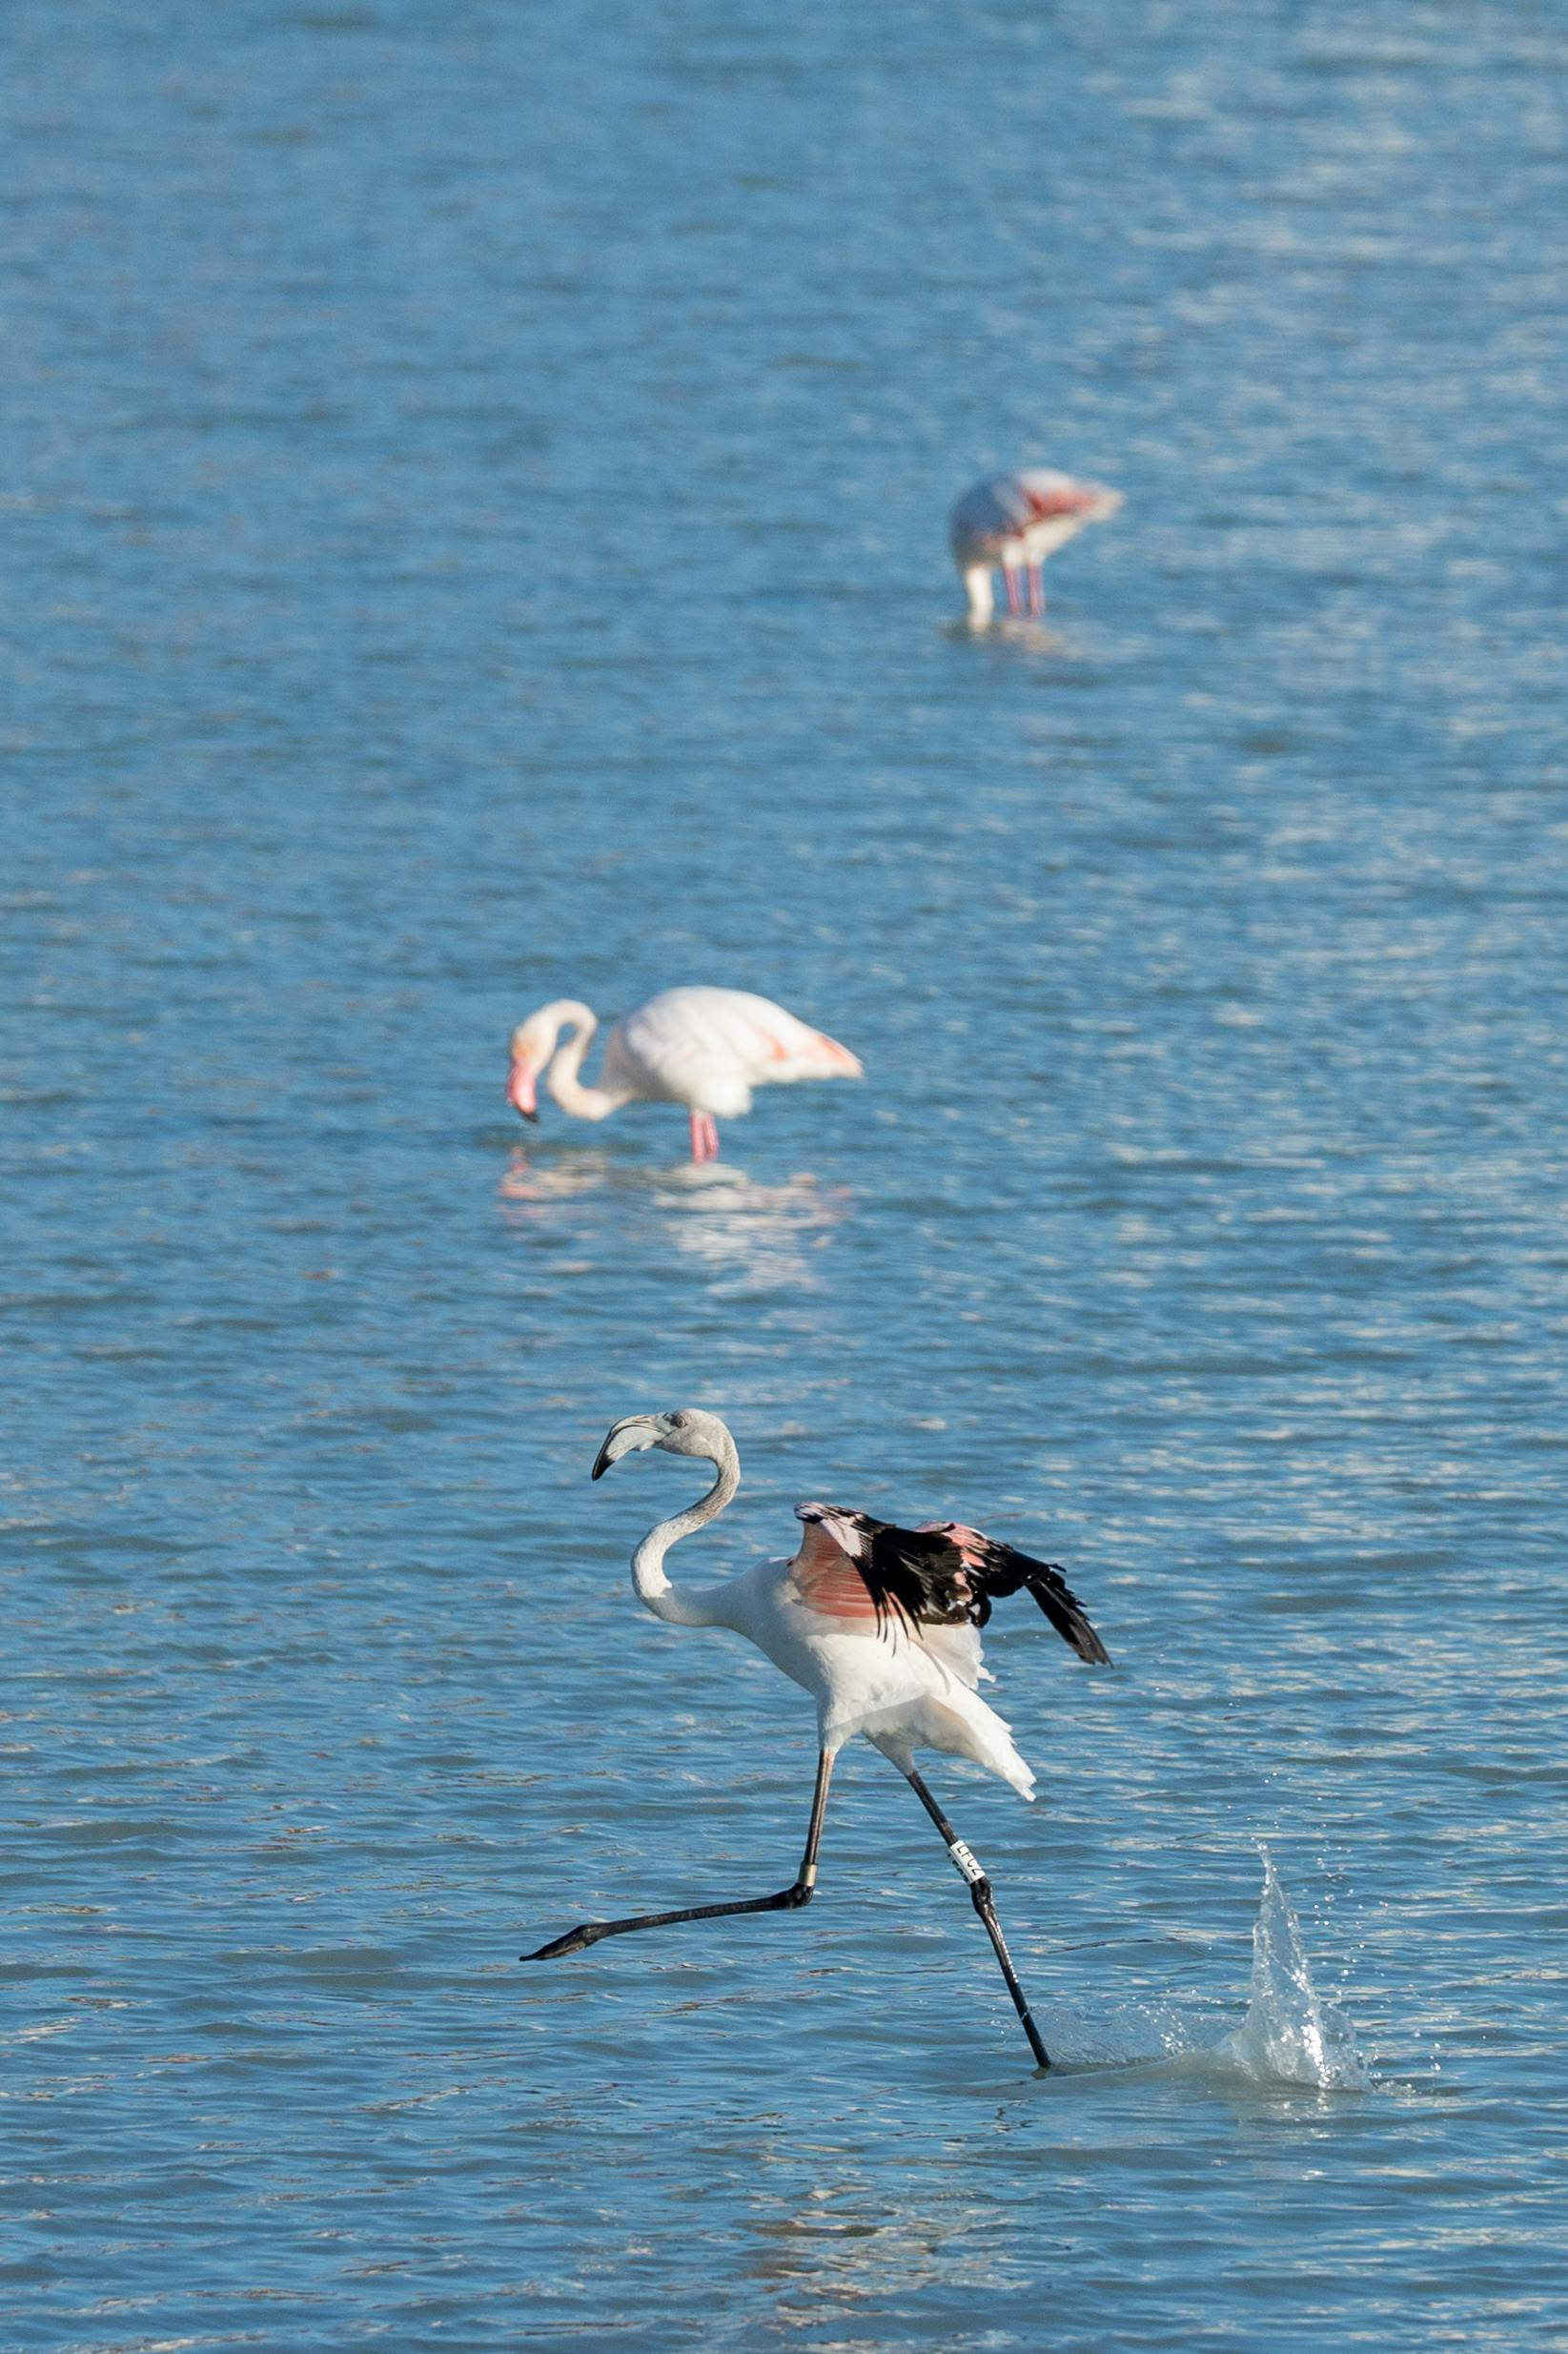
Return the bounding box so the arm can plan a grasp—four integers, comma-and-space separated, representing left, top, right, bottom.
592, 1407, 730, 1479
506, 1014, 553, 1120
507, 999, 598, 1121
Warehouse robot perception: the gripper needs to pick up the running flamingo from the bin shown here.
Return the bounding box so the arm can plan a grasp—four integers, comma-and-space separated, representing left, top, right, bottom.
524, 1408, 1111, 2069
505, 987, 863, 1163
949, 468, 1123, 623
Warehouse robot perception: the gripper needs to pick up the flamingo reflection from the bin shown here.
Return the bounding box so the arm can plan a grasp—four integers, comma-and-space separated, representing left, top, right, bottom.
499, 1149, 851, 1292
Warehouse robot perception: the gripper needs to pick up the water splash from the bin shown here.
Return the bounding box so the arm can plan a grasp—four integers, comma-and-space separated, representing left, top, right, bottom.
1217, 1846, 1369, 2090
1046, 1848, 1371, 2090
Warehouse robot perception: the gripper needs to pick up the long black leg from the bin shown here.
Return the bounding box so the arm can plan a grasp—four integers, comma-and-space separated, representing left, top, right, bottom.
523, 1749, 835, 1961
903, 1766, 1051, 2070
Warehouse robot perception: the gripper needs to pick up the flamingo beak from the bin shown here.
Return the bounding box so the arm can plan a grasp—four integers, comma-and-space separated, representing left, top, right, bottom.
592, 1415, 662, 1479
507, 1058, 540, 1121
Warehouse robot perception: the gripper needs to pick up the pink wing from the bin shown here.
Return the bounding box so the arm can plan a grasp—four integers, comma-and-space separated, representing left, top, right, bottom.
785, 1497, 1109, 1687
787, 1515, 884, 1624
949, 470, 1121, 558
786, 1505, 988, 1685
1012, 468, 1117, 520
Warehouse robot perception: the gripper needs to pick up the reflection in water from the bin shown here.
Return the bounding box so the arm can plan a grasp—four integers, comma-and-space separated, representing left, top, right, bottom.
496, 1145, 627, 1208
942, 616, 1068, 657
498, 1147, 853, 1291
743, 2176, 999, 2318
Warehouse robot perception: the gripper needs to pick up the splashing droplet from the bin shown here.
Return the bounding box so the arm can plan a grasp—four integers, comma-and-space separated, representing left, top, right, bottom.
1218, 1846, 1369, 2089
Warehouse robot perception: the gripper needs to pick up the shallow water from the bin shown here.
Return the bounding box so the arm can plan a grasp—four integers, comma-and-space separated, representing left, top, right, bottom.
4, 0, 1568, 2347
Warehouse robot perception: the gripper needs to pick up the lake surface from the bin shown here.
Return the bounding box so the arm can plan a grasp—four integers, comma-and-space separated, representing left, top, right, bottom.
4, 1, 1567, 2346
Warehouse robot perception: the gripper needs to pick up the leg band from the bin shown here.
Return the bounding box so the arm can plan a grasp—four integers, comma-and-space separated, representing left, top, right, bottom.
947, 1838, 986, 1887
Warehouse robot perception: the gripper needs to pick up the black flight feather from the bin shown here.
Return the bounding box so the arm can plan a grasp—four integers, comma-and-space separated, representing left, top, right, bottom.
863, 1523, 973, 1635
944, 1531, 1111, 1665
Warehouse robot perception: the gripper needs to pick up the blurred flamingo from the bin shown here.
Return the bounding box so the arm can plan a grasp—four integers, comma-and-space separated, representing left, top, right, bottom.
523, 1406, 1111, 2068
505, 986, 862, 1163
949, 468, 1122, 624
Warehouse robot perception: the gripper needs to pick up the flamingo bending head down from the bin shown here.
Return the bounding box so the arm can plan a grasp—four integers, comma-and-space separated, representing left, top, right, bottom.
949, 468, 1122, 624
506, 985, 863, 1163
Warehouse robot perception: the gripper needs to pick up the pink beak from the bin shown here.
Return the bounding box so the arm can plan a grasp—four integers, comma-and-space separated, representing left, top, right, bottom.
507, 1058, 540, 1120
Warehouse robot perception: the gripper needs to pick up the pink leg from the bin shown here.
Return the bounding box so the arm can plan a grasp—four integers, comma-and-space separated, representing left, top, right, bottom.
1004, 566, 1022, 616
702, 1112, 721, 1160
689, 1109, 705, 1162
1028, 562, 1044, 616
688, 1110, 721, 1162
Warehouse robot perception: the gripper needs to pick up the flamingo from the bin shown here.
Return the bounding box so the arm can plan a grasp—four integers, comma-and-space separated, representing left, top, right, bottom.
524, 1408, 1111, 2070
949, 468, 1123, 624
505, 986, 863, 1163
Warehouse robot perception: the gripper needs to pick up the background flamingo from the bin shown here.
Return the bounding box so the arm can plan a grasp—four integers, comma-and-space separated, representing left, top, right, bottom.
506, 986, 863, 1162
949, 468, 1123, 623
524, 1407, 1111, 2069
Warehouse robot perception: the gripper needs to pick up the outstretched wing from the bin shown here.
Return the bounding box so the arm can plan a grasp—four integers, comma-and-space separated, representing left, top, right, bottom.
924, 1523, 1111, 1664
791, 1505, 973, 1636
790, 1504, 1111, 1668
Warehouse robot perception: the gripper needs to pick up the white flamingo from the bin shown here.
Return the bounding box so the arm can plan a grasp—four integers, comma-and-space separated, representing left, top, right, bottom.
949, 468, 1123, 624
524, 1408, 1111, 2069
506, 986, 863, 1163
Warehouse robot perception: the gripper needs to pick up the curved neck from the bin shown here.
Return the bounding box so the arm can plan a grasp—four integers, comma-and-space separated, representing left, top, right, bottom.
544, 1004, 627, 1120
961, 562, 995, 624
633, 1431, 741, 1627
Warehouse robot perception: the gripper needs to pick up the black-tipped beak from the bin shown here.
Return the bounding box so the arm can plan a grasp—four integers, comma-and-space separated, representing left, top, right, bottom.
592, 1415, 659, 1480
506, 1058, 540, 1121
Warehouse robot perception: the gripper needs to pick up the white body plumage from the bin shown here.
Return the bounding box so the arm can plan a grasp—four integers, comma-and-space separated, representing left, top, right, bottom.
660, 1551, 1037, 1796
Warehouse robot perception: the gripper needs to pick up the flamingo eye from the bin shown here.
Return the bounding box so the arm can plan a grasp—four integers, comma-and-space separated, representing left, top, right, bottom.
667, 1411, 688, 1429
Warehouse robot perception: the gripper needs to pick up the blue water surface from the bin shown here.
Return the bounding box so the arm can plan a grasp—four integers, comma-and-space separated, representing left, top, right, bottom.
4, 1, 1567, 2347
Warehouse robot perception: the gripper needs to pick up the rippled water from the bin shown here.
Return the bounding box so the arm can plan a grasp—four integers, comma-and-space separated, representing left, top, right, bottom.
5, 1, 1567, 2347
